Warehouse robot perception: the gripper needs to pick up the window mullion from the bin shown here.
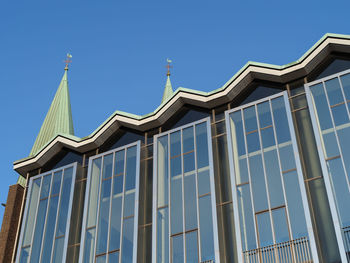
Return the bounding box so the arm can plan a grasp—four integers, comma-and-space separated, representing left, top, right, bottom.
119, 149, 128, 262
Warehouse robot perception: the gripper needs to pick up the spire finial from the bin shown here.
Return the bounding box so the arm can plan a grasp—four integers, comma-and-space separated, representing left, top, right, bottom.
166, 58, 172, 76
64, 53, 72, 71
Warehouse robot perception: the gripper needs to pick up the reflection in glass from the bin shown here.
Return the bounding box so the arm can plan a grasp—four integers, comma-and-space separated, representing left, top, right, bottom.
272, 208, 289, 243
271, 97, 291, 143
184, 174, 197, 230
283, 171, 307, 238
256, 212, 273, 247
172, 235, 184, 263
249, 154, 268, 212
199, 195, 215, 261
157, 208, 169, 263
327, 158, 350, 227
264, 149, 284, 208
186, 231, 199, 263
325, 78, 344, 106
237, 185, 256, 251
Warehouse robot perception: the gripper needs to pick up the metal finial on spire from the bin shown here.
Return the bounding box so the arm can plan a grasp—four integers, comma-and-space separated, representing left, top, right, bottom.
64, 53, 72, 70
166, 58, 172, 76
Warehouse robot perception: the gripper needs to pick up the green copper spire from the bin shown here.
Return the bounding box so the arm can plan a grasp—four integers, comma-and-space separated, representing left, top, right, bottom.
30, 68, 74, 156
161, 59, 174, 103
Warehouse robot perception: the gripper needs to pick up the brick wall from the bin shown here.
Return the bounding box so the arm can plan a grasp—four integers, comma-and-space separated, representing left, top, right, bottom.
0, 184, 24, 263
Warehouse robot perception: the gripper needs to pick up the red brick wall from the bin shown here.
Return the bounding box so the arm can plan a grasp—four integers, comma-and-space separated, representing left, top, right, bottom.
0, 184, 24, 263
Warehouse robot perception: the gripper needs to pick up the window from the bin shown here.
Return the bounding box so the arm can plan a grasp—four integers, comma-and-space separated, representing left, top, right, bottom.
226, 92, 318, 263
152, 118, 219, 263
79, 141, 140, 263
306, 69, 350, 262
16, 163, 77, 263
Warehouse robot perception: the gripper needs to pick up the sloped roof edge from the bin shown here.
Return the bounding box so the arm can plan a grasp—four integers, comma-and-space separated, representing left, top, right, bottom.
14, 33, 350, 175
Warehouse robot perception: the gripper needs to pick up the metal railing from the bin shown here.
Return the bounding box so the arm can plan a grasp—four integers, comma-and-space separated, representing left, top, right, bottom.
242, 237, 312, 263
201, 260, 215, 263
343, 226, 350, 262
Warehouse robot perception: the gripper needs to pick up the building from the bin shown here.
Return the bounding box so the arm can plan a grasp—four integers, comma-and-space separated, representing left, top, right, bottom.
0, 33, 350, 263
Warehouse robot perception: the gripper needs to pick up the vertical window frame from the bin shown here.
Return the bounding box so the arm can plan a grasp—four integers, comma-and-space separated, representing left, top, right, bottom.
225, 91, 319, 263
305, 69, 350, 263
15, 162, 77, 263
152, 117, 220, 263
78, 141, 141, 263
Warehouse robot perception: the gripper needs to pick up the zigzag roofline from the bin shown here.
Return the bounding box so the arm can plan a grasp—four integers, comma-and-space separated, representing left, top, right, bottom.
14, 33, 350, 175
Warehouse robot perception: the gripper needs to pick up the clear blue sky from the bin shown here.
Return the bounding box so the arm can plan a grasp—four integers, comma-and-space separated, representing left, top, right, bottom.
1, 1, 349, 224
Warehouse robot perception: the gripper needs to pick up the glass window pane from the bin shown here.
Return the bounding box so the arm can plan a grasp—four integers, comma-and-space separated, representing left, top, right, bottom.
108, 251, 119, 263
199, 195, 215, 261
96, 179, 112, 255
237, 185, 256, 251
41, 195, 59, 262
186, 231, 199, 263
157, 208, 169, 263
170, 175, 183, 234
52, 236, 64, 263
113, 174, 124, 195
198, 169, 210, 196
19, 247, 30, 263
337, 126, 350, 177
271, 97, 291, 144
261, 127, 275, 149
184, 174, 197, 230
249, 154, 268, 212
114, 150, 125, 176
230, 111, 246, 157
340, 73, 350, 101
325, 78, 344, 106
40, 174, 52, 199
322, 130, 340, 158
170, 156, 182, 178
123, 191, 135, 218
51, 171, 62, 195
56, 168, 73, 236
96, 255, 107, 263
272, 208, 290, 243
327, 158, 350, 227
195, 123, 209, 169
170, 131, 181, 157
87, 158, 102, 227
279, 144, 296, 172
244, 106, 258, 133
172, 235, 184, 263
257, 101, 272, 128
29, 199, 48, 263
125, 146, 137, 191
264, 149, 284, 208
256, 212, 273, 247
246, 131, 260, 154
22, 178, 41, 246
236, 158, 249, 185
283, 171, 308, 238
331, 103, 349, 126
183, 152, 195, 173
109, 196, 122, 251
103, 154, 113, 179
121, 217, 134, 263
83, 228, 96, 263
183, 126, 194, 153
310, 83, 333, 131
158, 136, 169, 207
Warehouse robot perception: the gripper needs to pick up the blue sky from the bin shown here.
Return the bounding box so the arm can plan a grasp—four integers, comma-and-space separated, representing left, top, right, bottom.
0, 1, 350, 224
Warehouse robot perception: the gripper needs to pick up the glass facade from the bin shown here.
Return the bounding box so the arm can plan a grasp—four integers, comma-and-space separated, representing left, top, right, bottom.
16, 163, 77, 263
306, 70, 350, 262
152, 118, 220, 263
79, 142, 140, 263
226, 92, 318, 262
13, 67, 350, 263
